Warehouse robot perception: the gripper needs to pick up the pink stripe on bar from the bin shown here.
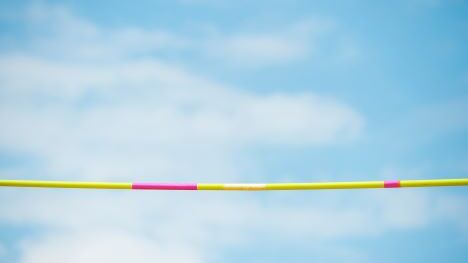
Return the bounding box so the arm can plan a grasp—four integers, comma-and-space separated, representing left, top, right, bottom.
132, 183, 197, 190
384, 180, 400, 188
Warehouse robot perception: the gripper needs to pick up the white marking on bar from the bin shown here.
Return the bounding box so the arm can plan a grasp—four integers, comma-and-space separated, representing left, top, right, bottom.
223, 184, 266, 190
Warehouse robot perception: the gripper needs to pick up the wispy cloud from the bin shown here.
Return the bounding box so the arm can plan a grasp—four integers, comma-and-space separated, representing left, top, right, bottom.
0, 54, 363, 180
19, 4, 188, 60
20, 230, 203, 263
202, 19, 333, 66
1, 188, 466, 263
16, 3, 338, 67
0, 4, 363, 181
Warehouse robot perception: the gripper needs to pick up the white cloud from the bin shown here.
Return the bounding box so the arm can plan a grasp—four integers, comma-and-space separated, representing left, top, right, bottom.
22, 3, 187, 60
0, 44, 363, 181
206, 34, 307, 65
14, 3, 341, 67
20, 231, 203, 263
1, 185, 467, 263
203, 19, 332, 66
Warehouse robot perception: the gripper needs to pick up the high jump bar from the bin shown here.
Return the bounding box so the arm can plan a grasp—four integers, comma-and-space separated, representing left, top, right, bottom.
0, 178, 467, 191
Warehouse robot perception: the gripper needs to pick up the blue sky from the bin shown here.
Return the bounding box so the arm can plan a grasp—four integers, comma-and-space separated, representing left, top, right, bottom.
0, 0, 467, 262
